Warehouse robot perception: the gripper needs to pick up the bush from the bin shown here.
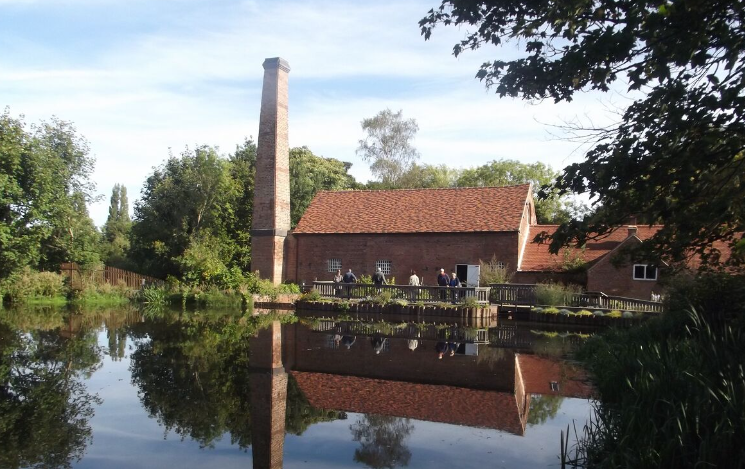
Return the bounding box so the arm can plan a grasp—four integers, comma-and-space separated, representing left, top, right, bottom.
593, 310, 605, 317
543, 307, 560, 314
480, 256, 513, 284
622, 311, 633, 319
575, 309, 594, 316
299, 289, 321, 302
607, 310, 622, 318
535, 282, 583, 307
568, 308, 745, 467
3, 268, 68, 303
463, 296, 480, 308
533, 306, 544, 313
373, 291, 392, 305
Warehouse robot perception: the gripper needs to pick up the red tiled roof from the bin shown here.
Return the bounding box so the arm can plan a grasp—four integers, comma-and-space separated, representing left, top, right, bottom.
291, 371, 525, 435
520, 225, 662, 271
517, 354, 593, 399
293, 185, 532, 234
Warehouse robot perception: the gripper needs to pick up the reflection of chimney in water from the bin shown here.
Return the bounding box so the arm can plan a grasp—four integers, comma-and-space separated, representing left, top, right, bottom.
249, 321, 287, 469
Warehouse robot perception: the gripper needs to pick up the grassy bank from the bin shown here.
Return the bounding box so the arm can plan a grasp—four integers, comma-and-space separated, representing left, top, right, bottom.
564, 274, 745, 468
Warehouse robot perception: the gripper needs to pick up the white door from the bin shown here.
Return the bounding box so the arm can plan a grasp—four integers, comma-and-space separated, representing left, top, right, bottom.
467, 264, 481, 287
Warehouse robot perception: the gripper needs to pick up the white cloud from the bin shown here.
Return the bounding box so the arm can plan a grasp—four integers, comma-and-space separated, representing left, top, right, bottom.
1, 0, 629, 226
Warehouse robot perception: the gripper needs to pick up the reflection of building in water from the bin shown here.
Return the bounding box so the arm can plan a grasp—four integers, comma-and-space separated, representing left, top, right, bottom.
282, 318, 592, 436
249, 321, 288, 469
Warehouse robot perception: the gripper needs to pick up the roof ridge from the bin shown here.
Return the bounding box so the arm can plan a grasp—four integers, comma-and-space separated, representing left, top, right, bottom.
315, 184, 532, 194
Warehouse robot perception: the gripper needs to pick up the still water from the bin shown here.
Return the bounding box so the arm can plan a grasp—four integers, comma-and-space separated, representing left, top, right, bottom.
0, 306, 593, 469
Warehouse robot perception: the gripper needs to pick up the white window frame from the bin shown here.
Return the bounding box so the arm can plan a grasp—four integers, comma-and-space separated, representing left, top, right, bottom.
375, 260, 392, 275
327, 258, 342, 273
633, 264, 657, 281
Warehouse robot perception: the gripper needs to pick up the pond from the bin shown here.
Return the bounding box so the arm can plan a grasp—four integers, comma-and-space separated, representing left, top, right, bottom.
0, 306, 594, 469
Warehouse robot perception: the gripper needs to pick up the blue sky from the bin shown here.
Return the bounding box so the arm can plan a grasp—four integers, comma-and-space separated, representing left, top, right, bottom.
1, 0, 623, 226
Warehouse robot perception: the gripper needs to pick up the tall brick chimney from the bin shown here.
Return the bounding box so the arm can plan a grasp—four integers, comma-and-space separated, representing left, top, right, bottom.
251, 57, 291, 284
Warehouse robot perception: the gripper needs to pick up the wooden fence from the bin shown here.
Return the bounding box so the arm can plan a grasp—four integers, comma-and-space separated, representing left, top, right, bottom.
489, 283, 664, 313
60, 263, 163, 290
312, 281, 491, 304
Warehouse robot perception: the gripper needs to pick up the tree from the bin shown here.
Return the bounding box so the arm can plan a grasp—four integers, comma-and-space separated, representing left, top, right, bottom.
357, 109, 420, 188
420, 1, 745, 268
290, 146, 359, 226
455, 159, 573, 224
395, 163, 459, 189
102, 184, 132, 269
129, 145, 240, 279
0, 109, 100, 279
350, 414, 413, 469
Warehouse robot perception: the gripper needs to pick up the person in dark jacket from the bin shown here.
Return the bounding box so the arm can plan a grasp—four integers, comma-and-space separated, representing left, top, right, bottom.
342, 269, 357, 298
372, 269, 386, 294
449, 272, 461, 304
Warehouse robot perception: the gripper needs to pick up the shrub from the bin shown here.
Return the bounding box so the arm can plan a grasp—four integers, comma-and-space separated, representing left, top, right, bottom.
480, 255, 514, 284
593, 310, 605, 317
358, 274, 372, 284
622, 311, 633, 319
392, 298, 408, 306
607, 310, 622, 318
575, 310, 594, 316
533, 306, 544, 313
373, 291, 392, 305
559, 308, 571, 316
3, 268, 68, 303
299, 289, 321, 302
535, 282, 583, 307
463, 296, 479, 308
543, 307, 560, 314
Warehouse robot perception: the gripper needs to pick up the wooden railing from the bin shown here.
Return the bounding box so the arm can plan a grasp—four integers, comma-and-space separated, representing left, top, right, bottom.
489, 283, 664, 313
308, 319, 490, 343
312, 281, 491, 304
60, 263, 163, 290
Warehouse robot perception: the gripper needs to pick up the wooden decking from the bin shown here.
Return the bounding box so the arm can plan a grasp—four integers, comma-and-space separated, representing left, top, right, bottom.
312, 281, 491, 304
489, 283, 664, 313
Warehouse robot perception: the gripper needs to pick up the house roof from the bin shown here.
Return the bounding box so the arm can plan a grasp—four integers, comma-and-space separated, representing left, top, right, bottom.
291, 371, 526, 435
520, 225, 662, 272
517, 354, 593, 399
293, 185, 532, 234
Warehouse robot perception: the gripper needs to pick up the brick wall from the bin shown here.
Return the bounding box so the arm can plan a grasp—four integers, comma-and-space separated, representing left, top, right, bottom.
587, 253, 660, 299
290, 231, 519, 285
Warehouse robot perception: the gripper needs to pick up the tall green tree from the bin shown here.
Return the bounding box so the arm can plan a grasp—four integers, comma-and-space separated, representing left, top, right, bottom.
290, 146, 359, 227
420, 0, 745, 267
456, 159, 573, 224
102, 184, 132, 269
0, 109, 100, 279
357, 109, 420, 188
130, 146, 240, 279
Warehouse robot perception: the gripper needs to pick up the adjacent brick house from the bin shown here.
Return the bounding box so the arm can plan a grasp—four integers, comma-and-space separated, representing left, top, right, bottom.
518, 224, 667, 299
287, 184, 536, 286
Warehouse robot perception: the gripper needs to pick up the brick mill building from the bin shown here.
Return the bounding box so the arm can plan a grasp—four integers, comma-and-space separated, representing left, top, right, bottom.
248, 56, 667, 300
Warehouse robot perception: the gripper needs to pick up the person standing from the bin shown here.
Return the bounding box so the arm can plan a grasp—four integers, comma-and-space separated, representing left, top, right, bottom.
449, 272, 461, 304
436, 268, 449, 301
408, 270, 420, 301
333, 269, 343, 297
372, 269, 387, 294
342, 268, 357, 299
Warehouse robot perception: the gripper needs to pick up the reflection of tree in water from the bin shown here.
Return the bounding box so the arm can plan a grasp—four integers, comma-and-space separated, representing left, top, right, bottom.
0, 320, 102, 469
527, 394, 565, 426
350, 414, 414, 469
128, 316, 344, 449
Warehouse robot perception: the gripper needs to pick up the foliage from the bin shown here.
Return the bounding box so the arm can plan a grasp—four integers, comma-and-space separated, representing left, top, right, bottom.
372, 291, 393, 306
479, 256, 513, 284
289, 146, 359, 227
534, 282, 582, 307
299, 289, 321, 302
394, 163, 459, 189
72, 279, 131, 305
462, 295, 479, 308
357, 109, 420, 188
456, 159, 573, 224
569, 307, 745, 467
0, 109, 100, 279
350, 414, 413, 469
420, 0, 745, 269
129, 145, 241, 279
0, 320, 103, 469
2, 267, 68, 303
101, 183, 132, 269
527, 394, 565, 426
359, 274, 373, 284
